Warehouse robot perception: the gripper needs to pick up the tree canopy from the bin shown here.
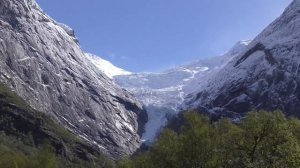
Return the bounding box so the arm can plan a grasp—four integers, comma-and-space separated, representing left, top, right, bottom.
119, 111, 300, 168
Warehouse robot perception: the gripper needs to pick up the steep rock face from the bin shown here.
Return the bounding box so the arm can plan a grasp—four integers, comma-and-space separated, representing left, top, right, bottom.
0, 0, 147, 158
185, 0, 300, 118
0, 83, 106, 162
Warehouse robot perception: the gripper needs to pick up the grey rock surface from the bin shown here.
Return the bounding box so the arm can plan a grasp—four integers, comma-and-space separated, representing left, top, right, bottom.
0, 0, 147, 159
185, 0, 300, 118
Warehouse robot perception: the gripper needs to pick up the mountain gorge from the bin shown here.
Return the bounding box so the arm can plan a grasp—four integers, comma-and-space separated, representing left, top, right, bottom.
90, 0, 300, 142
0, 0, 299, 166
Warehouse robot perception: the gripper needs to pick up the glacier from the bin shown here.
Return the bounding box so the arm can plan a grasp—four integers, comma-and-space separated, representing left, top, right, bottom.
89, 40, 251, 142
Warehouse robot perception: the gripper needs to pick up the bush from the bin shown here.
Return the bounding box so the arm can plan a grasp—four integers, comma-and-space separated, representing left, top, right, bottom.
0, 133, 115, 168
119, 111, 300, 168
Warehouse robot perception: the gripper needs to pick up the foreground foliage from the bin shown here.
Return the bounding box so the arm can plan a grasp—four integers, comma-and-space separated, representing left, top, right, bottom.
119, 111, 300, 168
0, 133, 115, 168
0, 83, 114, 168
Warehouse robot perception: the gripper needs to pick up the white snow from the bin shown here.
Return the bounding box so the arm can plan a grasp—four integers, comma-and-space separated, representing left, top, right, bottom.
79, 134, 106, 150
17, 57, 31, 62
123, 122, 135, 133
115, 121, 123, 130
61, 116, 76, 128
113, 40, 251, 142
85, 53, 132, 78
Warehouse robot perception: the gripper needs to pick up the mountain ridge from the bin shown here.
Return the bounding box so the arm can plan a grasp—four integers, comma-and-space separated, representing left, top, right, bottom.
184, 0, 300, 118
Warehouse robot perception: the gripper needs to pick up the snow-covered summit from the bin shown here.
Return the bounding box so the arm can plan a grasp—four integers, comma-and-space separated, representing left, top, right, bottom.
185, 0, 300, 119
85, 53, 132, 78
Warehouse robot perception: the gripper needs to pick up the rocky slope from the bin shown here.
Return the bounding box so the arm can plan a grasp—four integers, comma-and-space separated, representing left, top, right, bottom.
185, 0, 300, 119
0, 0, 147, 159
0, 82, 110, 164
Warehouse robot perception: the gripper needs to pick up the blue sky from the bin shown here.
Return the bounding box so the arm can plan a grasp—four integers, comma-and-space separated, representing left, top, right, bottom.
36, 0, 291, 72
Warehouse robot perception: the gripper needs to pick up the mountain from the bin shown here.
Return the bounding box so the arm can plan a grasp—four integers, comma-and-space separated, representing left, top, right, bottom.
185, 0, 300, 119
114, 40, 250, 142
85, 53, 132, 79
0, 0, 147, 159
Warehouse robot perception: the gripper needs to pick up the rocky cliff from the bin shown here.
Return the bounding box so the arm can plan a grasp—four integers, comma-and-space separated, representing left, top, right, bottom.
185, 0, 300, 119
0, 0, 147, 159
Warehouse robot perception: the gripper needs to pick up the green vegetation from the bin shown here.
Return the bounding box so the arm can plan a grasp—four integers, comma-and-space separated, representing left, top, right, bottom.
0, 134, 58, 168
119, 111, 300, 168
0, 133, 115, 168
0, 83, 115, 168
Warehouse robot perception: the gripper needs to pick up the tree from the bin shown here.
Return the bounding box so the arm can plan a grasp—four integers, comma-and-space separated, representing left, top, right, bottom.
118, 110, 300, 168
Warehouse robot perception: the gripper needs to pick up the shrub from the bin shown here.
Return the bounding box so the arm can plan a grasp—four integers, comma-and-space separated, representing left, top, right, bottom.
119, 111, 300, 168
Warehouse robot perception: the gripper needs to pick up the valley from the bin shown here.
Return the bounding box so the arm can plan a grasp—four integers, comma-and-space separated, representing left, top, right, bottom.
0, 0, 299, 167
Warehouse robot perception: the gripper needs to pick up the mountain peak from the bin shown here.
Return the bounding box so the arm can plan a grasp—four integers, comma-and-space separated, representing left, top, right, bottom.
228, 40, 252, 56
184, 0, 300, 118
0, 0, 147, 159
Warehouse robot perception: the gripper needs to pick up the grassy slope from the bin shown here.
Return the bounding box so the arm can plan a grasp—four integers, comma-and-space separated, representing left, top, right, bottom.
0, 83, 115, 168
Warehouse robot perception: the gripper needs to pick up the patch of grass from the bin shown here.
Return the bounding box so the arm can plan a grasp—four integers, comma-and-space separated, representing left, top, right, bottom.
0, 83, 30, 110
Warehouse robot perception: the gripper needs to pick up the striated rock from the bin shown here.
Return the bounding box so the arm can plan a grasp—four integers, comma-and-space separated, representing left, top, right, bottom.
0, 83, 107, 162
0, 0, 147, 159
185, 0, 300, 118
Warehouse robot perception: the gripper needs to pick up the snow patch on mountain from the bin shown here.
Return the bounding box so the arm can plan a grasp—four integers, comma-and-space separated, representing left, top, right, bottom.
85, 53, 132, 78
184, 0, 300, 119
